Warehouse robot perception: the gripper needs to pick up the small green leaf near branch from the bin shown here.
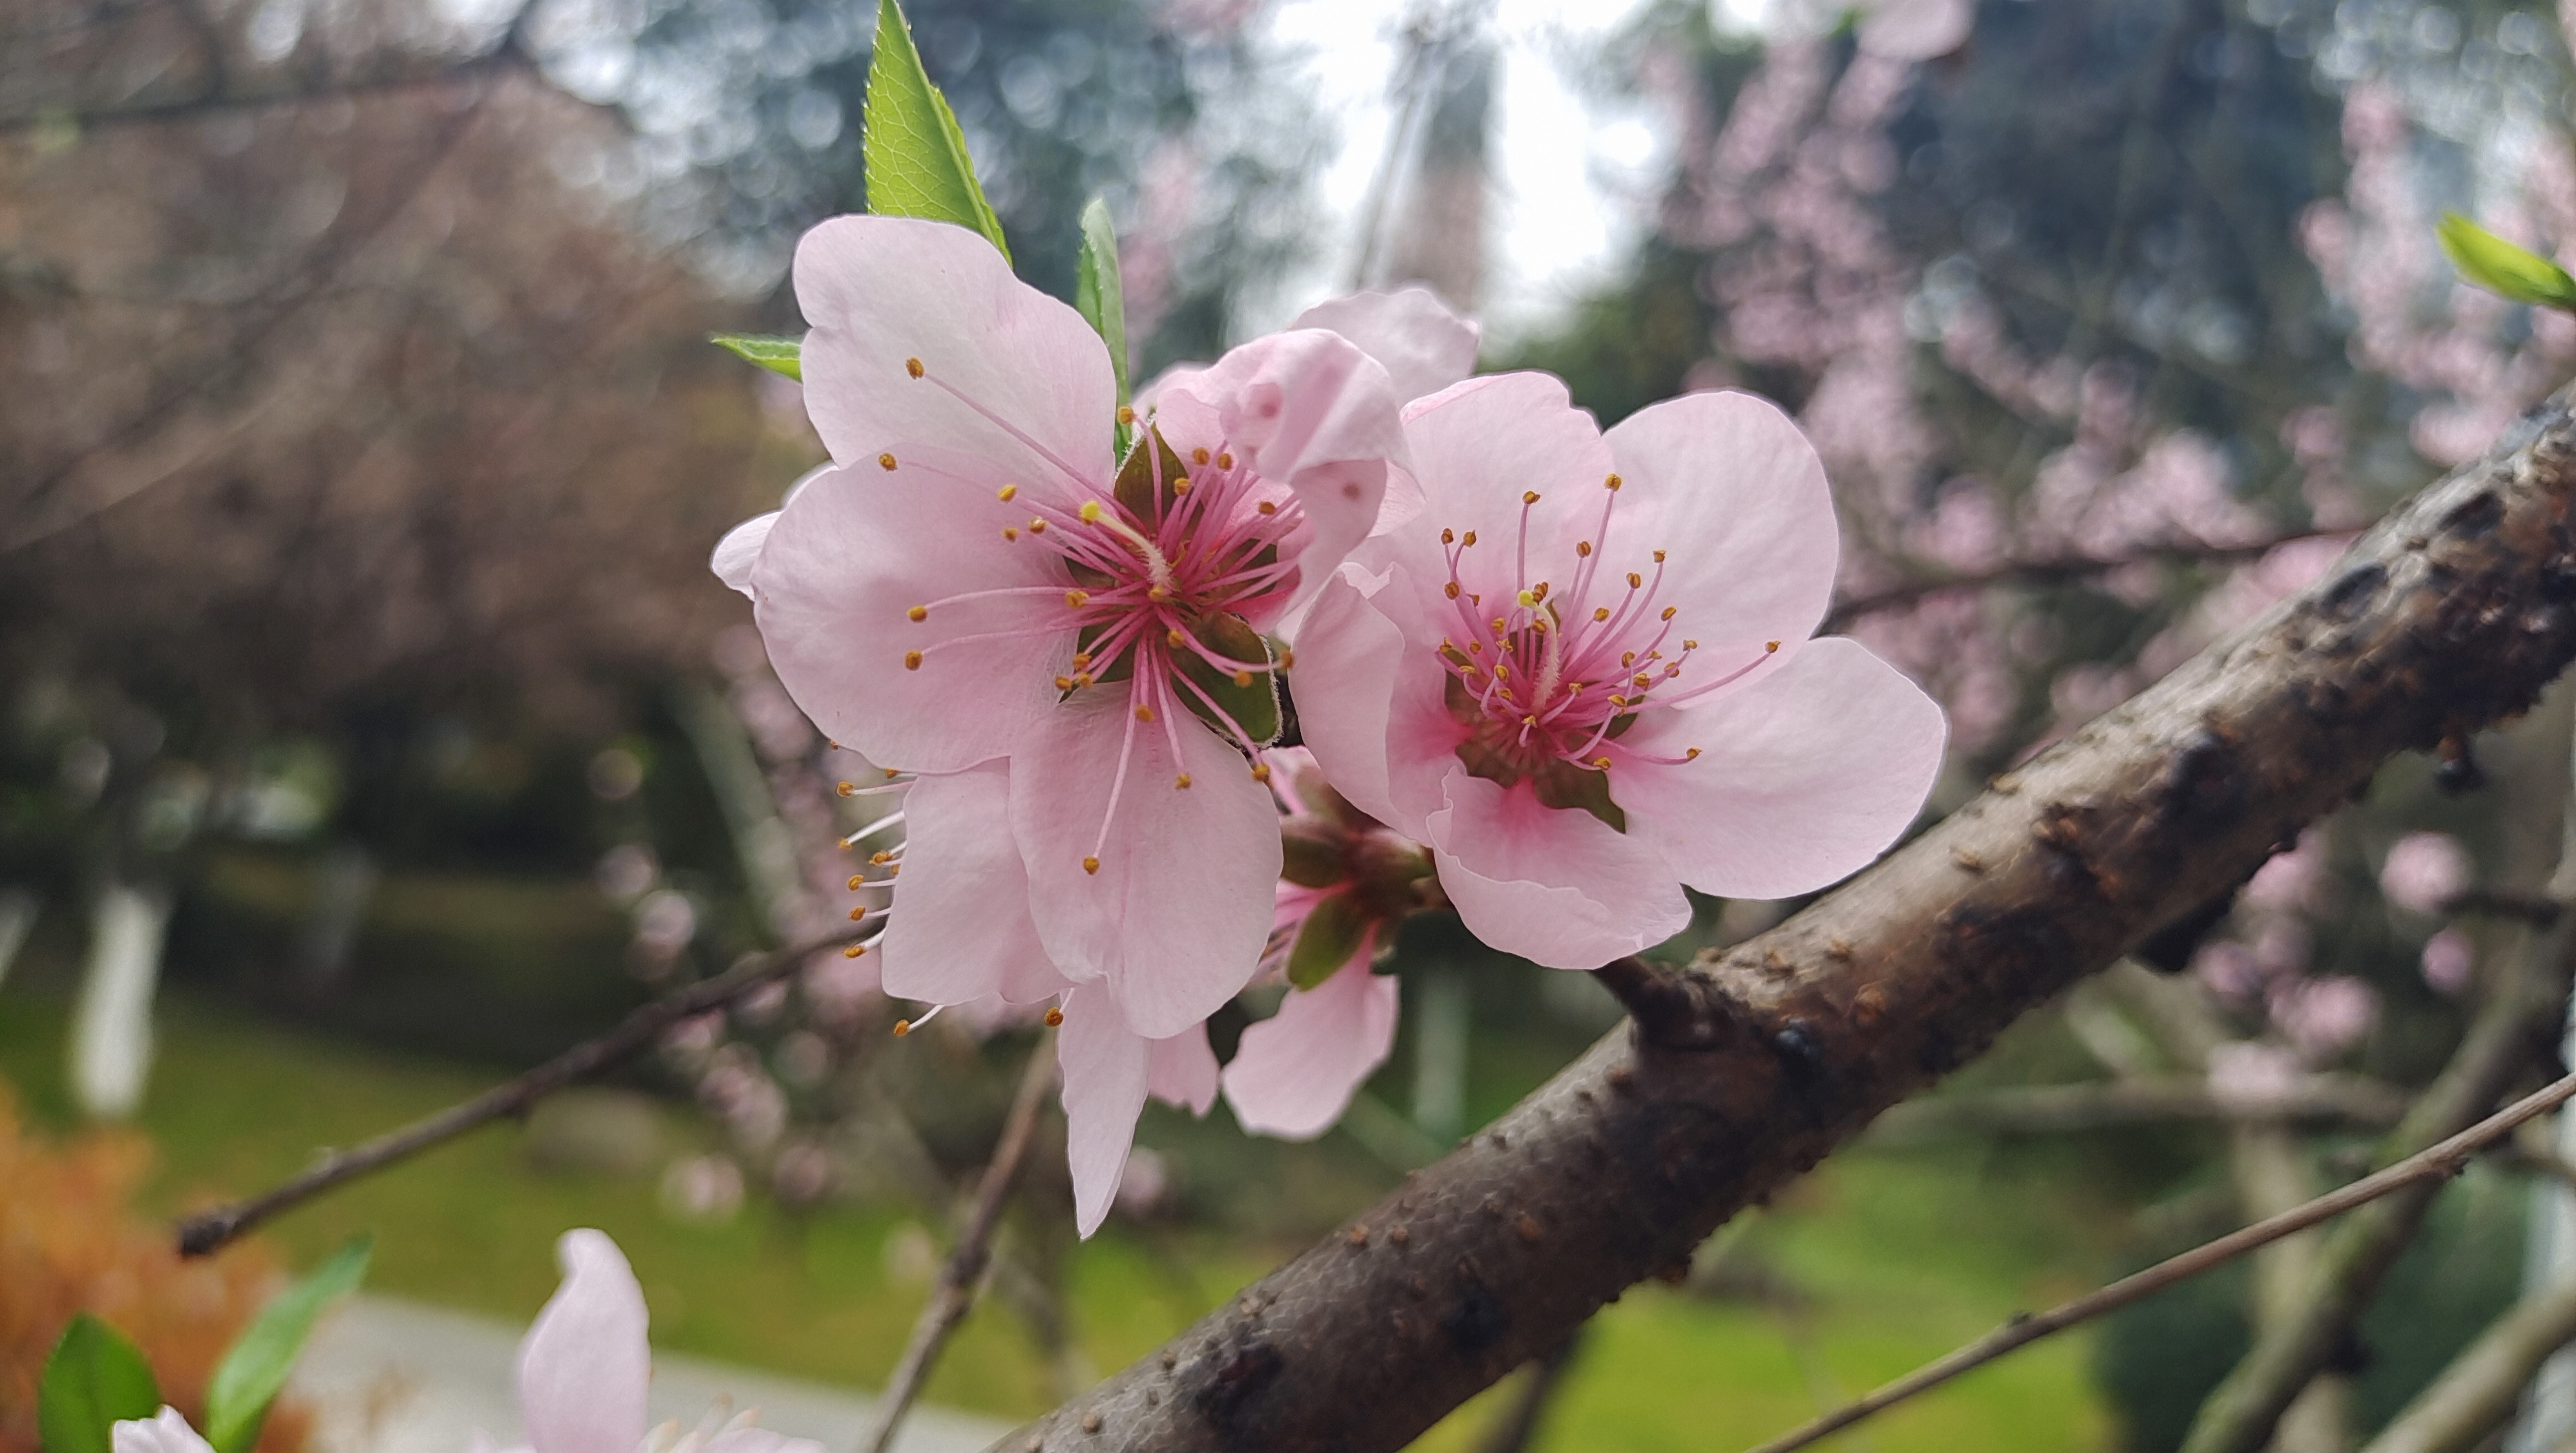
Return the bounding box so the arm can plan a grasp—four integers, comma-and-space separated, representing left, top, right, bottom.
38, 1315, 160, 1453
2439, 213, 2576, 311
710, 334, 802, 381
864, 0, 1010, 261
203, 1236, 373, 1453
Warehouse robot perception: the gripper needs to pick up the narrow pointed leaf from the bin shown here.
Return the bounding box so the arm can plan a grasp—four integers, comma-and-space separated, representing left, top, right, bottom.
38, 1316, 159, 1453
710, 334, 802, 381
203, 1237, 372, 1453
1075, 195, 1130, 421
2439, 213, 2576, 310
1113, 425, 1189, 522
864, 0, 1009, 262
1176, 611, 1282, 746
1286, 891, 1370, 991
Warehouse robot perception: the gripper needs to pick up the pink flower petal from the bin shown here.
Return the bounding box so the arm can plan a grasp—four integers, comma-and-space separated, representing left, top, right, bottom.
752, 451, 1066, 773
1291, 287, 1481, 403
515, 1230, 650, 1453
1285, 564, 1464, 837
1010, 692, 1278, 1040
1858, 0, 1973, 61
710, 511, 778, 598
794, 216, 1115, 490
114, 1410, 213, 1453
1399, 373, 1618, 551
1615, 638, 1946, 900
1427, 768, 1693, 969
1148, 1021, 1220, 1116
701, 1431, 827, 1453
1600, 391, 1840, 678
1153, 329, 1406, 620
1056, 992, 1150, 1237
881, 763, 1077, 1007
1222, 953, 1399, 1139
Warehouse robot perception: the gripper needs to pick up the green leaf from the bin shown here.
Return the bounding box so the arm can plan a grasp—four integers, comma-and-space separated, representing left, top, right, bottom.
864, 0, 1009, 262
39, 1316, 159, 1453
1075, 196, 1130, 453
2438, 213, 2576, 311
203, 1237, 373, 1453
710, 334, 802, 381
1174, 612, 1282, 746
1286, 891, 1372, 991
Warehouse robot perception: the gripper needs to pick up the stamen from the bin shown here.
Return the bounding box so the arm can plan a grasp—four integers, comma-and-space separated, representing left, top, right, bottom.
998, 483, 1018, 501
1175, 773, 1192, 789
907, 605, 927, 622
1045, 1003, 1066, 1025
904, 651, 923, 670
905, 357, 924, 378
878, 453, 896, 471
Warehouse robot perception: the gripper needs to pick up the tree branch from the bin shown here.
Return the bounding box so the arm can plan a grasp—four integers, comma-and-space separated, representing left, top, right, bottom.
1745, 1072, 2576, 1453
2359, 1280, 2576, 1453
1864, 1073, 2411, 1143
173, 929, 862, 1257
860, 1037, 1057, 1453
998, 394, 2576, 1453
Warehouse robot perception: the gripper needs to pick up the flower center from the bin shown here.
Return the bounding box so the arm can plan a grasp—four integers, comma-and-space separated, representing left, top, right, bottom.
1433, 474, 1774, 828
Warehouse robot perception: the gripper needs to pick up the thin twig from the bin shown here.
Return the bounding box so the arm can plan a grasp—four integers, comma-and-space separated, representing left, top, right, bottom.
1742, 1072, 2576, 1453
858, 1035, 1058, 1453
1821, 529, 2358, 632
173, 928, 861, 1257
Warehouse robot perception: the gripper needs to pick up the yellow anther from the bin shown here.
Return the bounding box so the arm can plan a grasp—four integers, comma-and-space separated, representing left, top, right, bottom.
843, 943, 867, 958
1072, 650, 1093, 669
1533, 581, 1549, 600
1444, 581, 1461, 599
1522, 714, 1538, 726
1522, 490, 1540, 504
1172, 478, 1191, 494
1083, 855, 1101, 875
907, 605, 927, 622
887, 862, 899, 876
1074, 672, 1095, 689
1622, 652, 1636, 666
1118, 406, 1137, 424
1232, 669, 1253, 687
837, 781, 857, 796
1461, 531, 1477, 546
1056, 676, 1075, 690
871, 851, 895, 864
1605, 473, 1622, 491
1028, 518, 1048, 535
1683, 638, 1699, 650
1576, 541, 1593, 557
1654, 549, 1667, 563
1175, 772, 1193, 789
905, 357, 924, 378
1593, 607, 1611, 622
1765, 640, 1781, 652
1079, 500, 1105, 523
1627, 573, 1643, 589
1257, 500, 1278, 515
1065, 589, 1090, 608
886, 768, 900, 777
1217, 452, 1233, 469
1685, 747, 1703, 761
1251, 762, 1272, 783
1003, 526, 1019, 541
1146, 585, 1168, 602
1133, 704, 1157, 723
1166, 628, 1186, 648
893, 1018, 913, 1037
1593, 755, 1613, 769
1634, 674, 1652, 689
1490, 617, 1506, 631
848, 905, 867, 921
848, 875, 866, 890
875, 453, 899, 471
904, 651, 923, 670
1441, 528, 1455, 544
1661, 606, 1677, 621
1280, 647, 1294, 668
1193, 447, 1211, 465
1045, 1005, 1066, 1025
1609, 694, 1629, 707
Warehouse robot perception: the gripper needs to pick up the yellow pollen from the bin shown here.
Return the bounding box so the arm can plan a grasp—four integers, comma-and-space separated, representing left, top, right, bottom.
1072, 650, 1093, 668
1568, 681, 1586, 694
886, 768, 900, 777
998, 483, 1018, 501
1175, 772, 1193, 789
1066, 590, 1090, 608
1685, 747, 1703, 761
1461, 531, 1478, 547
905, 357, 924, 377
907, 605, 927, 622
1490, 617, 1506, 631
1634, 674, 1652, 688
1665, 663, 1681, 678
1766, 640, 1781, 652
1444, 581, 1461, 599
1522, 491, 1540, 505
1146, 585, 1168, 602
1622, 652, 1637, 666
887, 863, 899, 876
1683, 638, 1699, 650
1117, 406, 1137, 424
848, 875, 866, 890
1441, 528, 1456, 544
1166, 628, 1186, 648
1232, 670, 1253, 687
1079, 500, 1104, 523
871, 851, 895, 864
1083, 855, 1100, 875
1135, 704, 1156, 723
1593, 755, 1613, 769
1056, 676, 1075, 690
1465, 638, 1483, 655
1193, 447, 1211, 465
843, 943, 867, 958
893, 1018, 913, 1036
1003, 527, 1019, 541
1029, 518, 1048, 534
1661, 606, 1678, 621
848, 905, 867, 921
1609, 694, 1629, 707
1521, 714, 1538, 726
1577, 541, 1593, 557
1172, 479, 1191, 494
904, 651, 923, 670
1516, 589, 1537, 608
1074, 672, 1095, 689
1605, 473, 1622, 491
1533, 582, 1550, 600
836, 781, 857, 796
1593, 607, 1611, 622
1257, 500, 1278, 515
1251, 762, 1272, 783
1217, 452, 1234, 469
1045, 1005, 1066, 1025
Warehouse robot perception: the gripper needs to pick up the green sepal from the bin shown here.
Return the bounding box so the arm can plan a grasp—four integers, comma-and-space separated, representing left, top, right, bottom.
2438, 213, 2576, 311
1113, 426, 1189, 522
1280, 821, 1345, 888
1174, 612, 1282, 746
1531, 761, 1627, 833
1074, 196, 1131, 455
710, 334, 802, 381
38, 1315, 159, 1453
203, 1237, 372, 1453
864, 0, 1010, 262
1286, 891, 1371, 990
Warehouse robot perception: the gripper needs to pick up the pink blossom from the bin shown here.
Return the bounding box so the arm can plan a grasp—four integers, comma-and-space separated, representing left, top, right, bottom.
1056, 985, 1218, 1236
2270, 975, 2379, 1061
715, 216, 1412, 1042
2193, 940, 2263, 1002
2241, 832, 2323, 915
2421, 928, 2474, 995
1294, 377, 1946, 969
1852, 0, 1973, 62
113, 1411, 213, 1453
486, 1230, 822, 1453
2207, 1041, 2303, 1108
2380, 831, 2470, 916
1224, 942, 1399, 1139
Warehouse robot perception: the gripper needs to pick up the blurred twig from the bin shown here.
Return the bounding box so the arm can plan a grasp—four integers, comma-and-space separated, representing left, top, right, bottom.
2360, 1280, 2576, 1453
1821, 527, 2358, 632
1743, 1071, 2576, 1453
859, 1036, 1057, 1453
1865, 1073, 2411, 1142
172, 927, 862, 1257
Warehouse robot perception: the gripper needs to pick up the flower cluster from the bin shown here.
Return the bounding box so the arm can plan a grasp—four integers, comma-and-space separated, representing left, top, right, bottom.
714, 215, 1946, 1234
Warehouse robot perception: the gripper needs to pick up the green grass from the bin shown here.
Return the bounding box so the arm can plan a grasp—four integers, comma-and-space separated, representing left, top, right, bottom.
0, 985, 2115, 1449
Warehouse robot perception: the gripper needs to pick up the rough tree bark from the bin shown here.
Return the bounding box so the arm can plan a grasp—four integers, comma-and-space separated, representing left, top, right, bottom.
1000, 395, 2576, 1453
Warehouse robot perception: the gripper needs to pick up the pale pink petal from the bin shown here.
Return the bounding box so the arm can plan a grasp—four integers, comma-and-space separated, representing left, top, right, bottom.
1222, 952, 1399, 1139
710, 511, 778, 598
1010, 692, 1277, 1040
1147, 1021, 1220, 1116
1858, 0, 1973, 61
794, 216, 1115, 490
1428, 768, 1693, 970
1616, 638, 1946, 900
515, 1230, 650, 1453
1291, 287, 1481, 403
752, 451, 1066, 773
1155, 329, 1406, 619
114, 1410, 213, 1453
881, 763, 1074, 1007
1128, 362, 1206, 417
1600, 391, 1839, 678
1282, 564, 1466, 839
1057, 992, 1150, 1237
